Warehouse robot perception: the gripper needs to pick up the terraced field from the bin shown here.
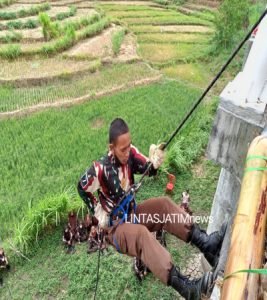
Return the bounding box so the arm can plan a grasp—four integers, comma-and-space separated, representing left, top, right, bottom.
0, 0, 216, 117
0, 0, 221, 298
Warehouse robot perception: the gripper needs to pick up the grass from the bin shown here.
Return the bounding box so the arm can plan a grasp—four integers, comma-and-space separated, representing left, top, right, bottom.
0, 15, 109, 58
111, 27, 126, 55
0, 3, 50, 20
98, 4, 162, 11
138, 42, 210, 64
0, 43, 20, 59
0, 30, 22, 43
55, 5, 77, 21
0, 0, 15, 8
137, 32, 211, 44
0, 18, 39, 30
0, 157, 220, 299
0, 80, 207, 240
120, 15, 213, 26
129, 24, 214, 34
162, 63, 212, 88
0, 62, 158, 112
0, 57, 101, 80
0, 99, 220, 298
107, 10, 179, 19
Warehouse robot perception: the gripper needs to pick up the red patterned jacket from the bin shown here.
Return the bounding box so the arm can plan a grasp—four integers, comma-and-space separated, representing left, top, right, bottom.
77, 145, 157, 213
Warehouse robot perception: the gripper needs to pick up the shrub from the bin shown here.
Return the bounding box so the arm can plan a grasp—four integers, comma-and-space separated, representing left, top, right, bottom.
214, 0, 250, 49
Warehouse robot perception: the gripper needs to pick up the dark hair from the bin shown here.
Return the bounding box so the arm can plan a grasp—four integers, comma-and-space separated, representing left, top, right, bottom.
109, 118, 129, 144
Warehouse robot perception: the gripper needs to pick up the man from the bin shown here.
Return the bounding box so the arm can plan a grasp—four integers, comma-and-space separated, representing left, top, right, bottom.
77, 118, 226, 300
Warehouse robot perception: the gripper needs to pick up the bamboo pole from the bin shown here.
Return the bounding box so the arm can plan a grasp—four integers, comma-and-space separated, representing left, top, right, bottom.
221, 134, 267, 300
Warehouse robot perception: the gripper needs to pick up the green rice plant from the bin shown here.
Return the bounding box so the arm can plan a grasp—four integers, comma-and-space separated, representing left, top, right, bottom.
0, 0, 15, 8
0, 43, 21, 59
41, 24, 76, 55
56, 5, 77, 21
0, 3, 50, 20
28, 2, 50, 16
5, 19, 39, 30
0, 30, 22, 43
63, 13, 101, 32
23, 18, 39, 29
12, 191, 73, 253
39, 12, 60, 41
0, 11, 16, 20
77, 17, 110, 40
111, 27, 126, 56
6, 20, 22, 29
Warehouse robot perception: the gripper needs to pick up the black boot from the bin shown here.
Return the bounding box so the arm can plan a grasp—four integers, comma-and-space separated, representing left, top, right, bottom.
168, 266, 214, 300
190, 222, 227, 267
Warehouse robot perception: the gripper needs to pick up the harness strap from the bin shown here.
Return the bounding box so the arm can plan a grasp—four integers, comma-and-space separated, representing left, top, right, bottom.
113, 235, 121, 254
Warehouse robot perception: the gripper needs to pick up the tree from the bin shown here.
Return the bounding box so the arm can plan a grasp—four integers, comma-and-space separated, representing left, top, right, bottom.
214, 0, 249, 48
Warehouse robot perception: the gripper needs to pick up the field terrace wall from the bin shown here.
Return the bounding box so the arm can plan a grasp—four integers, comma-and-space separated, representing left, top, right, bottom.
205, 12, 267, 299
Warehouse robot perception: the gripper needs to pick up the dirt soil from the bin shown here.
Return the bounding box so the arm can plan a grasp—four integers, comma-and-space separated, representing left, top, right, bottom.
65, 25, 120, 59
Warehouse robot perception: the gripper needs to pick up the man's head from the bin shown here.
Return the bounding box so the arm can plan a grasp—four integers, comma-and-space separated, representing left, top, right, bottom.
109, 118, 131, 165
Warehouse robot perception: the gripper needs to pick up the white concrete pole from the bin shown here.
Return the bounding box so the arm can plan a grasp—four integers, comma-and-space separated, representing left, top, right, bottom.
242, 10, 267, 103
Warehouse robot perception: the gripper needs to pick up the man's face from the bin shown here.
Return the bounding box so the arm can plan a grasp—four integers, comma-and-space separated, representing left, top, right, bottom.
110, 132, 131, 165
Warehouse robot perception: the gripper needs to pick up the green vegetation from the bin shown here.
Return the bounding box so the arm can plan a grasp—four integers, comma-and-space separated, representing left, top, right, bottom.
0, 18, 39, 30
137, 32, 210, 44
163, 98, 217, 174
0, 1, 255, 298
0, 0, 15, 8
41, 17, 110, 55
214, 0, 249, 49
0, 80, 207, 239
129, 24, 213, 34
39, 12, 61, 40
161, 63, 212, 88
98, 4, 160, 12
0, 43, 20, 59
111, 27, 126, 55
108, 10, 179, 19
0, 63, 157, 112
41, 23, 76, 55
138, 42, 209, 65
55, 5, 77, 21
0, 3, 50, 20
0, 30, 22, 43
113, 14, 212, 26
0, 156, 220, 299
12, 191, 78, 254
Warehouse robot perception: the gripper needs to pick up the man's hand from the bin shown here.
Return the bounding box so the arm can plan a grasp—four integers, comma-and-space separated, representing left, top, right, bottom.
149, 144, 165, 169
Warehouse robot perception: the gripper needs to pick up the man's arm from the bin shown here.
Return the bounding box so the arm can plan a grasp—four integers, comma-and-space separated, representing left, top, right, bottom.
77, 163, 100, 214
131, 145, 158, 176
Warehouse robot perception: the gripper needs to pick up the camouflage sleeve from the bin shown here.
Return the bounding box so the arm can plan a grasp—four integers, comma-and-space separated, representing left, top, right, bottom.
77, 163, 100, 214
131, 145, 157, 176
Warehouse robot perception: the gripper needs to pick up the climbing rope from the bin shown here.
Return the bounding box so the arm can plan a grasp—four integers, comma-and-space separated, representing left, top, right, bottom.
93, 7, 267, 299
